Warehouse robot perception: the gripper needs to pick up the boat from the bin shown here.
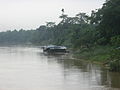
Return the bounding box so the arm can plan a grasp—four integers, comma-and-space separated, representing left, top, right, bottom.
42, 45, 68, 53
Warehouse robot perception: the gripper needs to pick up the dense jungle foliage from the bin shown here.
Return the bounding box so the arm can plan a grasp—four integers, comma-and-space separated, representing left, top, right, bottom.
0, 0, 119, 71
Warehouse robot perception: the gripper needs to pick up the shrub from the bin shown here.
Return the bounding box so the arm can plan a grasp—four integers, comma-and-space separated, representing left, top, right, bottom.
97, 37, 107, 45
109, 48, 120, 72
111, 35, 120, 46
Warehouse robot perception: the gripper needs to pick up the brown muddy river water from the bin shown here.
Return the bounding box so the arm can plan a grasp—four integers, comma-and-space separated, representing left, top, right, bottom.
0, 46, 120, 90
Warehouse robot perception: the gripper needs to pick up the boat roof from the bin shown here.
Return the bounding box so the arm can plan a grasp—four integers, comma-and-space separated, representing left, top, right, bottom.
46, 45, 67, 49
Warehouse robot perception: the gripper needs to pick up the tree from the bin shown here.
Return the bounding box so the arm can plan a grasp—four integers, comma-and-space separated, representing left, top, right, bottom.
91, 0, 120, 44
46, 22, 56, 28
75, 13, 89, 24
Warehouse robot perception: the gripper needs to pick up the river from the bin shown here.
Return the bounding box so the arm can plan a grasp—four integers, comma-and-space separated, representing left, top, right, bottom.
0, 46, 119, 90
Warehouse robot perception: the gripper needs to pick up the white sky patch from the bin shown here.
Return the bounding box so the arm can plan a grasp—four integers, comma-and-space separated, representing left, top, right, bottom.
0, 0, 105, 31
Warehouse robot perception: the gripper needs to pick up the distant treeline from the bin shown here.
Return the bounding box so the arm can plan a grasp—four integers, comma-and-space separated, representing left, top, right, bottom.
0, 0, 119, 71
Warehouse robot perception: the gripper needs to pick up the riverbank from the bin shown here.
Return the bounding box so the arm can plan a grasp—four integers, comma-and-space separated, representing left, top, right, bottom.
72, 45, 120, 72
73, 46, 111, 63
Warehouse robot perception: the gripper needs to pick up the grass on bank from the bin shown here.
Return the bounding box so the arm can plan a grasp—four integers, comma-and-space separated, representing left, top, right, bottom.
74, 46, 112, 63
73, 45, 120, 72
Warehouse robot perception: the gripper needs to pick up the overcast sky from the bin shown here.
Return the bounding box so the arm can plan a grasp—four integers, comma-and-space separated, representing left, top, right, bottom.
0, 0, 105, 31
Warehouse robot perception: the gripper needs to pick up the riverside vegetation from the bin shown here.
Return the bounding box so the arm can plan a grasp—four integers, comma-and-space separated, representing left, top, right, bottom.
0, 0, 119, 72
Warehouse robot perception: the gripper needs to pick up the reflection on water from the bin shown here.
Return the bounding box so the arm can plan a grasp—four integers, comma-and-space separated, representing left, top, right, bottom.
0, 46, 119, 90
